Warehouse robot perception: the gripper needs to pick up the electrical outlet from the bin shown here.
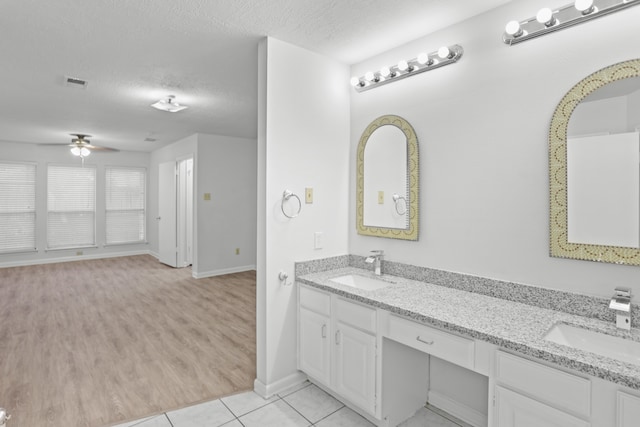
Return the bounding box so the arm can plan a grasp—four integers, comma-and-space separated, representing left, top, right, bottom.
378, 191, 384, 204
76, 251, 83, 256
305, 187, 313, 204
235, 248, 240, 255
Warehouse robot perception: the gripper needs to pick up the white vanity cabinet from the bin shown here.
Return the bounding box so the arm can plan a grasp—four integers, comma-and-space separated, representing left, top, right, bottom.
298, 284, 378, 416
493, 351, 591, 427
298, 285, 331, 386
617, 391, 640, 427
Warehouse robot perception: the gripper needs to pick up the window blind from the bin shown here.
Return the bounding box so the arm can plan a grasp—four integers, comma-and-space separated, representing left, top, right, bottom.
105, 167, 146, 245
47, 164, 96, 249
0, 162, 36, 253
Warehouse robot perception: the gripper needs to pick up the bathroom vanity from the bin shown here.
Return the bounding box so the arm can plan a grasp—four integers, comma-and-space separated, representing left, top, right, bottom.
296, 262, 640, 427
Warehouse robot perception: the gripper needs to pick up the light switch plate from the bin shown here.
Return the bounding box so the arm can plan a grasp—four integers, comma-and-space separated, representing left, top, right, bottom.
305, 187, 313, 204
204, 193, 211, 201
378, 191, 384, 204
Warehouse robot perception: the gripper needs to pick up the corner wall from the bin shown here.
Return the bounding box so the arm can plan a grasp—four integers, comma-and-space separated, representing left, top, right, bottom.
256, 37, 350, 395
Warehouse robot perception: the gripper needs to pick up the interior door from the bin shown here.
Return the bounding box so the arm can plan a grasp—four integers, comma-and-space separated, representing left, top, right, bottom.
158, 161, 177, 267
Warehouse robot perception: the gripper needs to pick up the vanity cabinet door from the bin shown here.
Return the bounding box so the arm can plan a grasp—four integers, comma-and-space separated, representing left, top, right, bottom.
333, 321, 377, 415
495, 386, 590, 427
617, 391, 640, 427
299, 306, 331, 386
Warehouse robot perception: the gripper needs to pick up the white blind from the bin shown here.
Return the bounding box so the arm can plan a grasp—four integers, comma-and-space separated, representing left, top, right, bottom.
105, 167, 146, 245
0, 162, 36, 253
47, 164, 96, 249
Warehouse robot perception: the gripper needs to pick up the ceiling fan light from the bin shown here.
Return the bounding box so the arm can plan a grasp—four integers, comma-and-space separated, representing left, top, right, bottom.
70, 146, 81, 156
151, 95, 188, 112
80, 147, 91, 157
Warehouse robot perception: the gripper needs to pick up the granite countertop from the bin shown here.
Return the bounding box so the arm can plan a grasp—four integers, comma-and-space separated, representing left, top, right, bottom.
297, 267, 640, 390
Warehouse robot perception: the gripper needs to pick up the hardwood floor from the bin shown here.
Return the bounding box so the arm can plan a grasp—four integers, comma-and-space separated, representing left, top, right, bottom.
0, 255, 256, 426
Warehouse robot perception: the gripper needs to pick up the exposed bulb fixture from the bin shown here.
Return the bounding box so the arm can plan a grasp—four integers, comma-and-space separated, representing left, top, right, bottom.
536, 8, 557, 26
150, 95, 188, 112
503, 0, 639, 45
351, 44, 464, 93
505, 20, 523, 37
575, 0, 595, 13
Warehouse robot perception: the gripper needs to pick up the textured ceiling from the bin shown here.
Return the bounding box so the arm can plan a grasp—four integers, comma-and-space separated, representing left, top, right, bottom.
0, 0, 510, 152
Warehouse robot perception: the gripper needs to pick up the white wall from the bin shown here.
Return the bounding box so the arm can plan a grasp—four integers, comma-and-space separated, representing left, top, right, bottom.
0, 140, 150, 267
195, 134, 257, 276
349, 0, 640, 300
256, 37, 350, 394
149, 133, 257, 278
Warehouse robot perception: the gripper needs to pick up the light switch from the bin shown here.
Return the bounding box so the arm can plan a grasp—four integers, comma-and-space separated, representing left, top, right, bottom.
203, 193, 211, 201
378, 191, 384, 204
305, 187, 313, 204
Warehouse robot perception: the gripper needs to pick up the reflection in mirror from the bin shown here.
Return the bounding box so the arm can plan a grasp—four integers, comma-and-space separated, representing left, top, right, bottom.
363, 125, 407, 229
549, 59, 640, 265
357, 115, 419, 240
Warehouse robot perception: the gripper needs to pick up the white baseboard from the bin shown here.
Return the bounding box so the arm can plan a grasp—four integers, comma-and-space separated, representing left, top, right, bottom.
428, 390, 487, 427
193, 264, 256, 279
254, 372, 308, 399
0, 249, 151, 269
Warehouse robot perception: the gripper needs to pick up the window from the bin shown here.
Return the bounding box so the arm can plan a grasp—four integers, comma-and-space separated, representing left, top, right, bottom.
0, 162, 36, 253
105, 167, 146, 245
47, 164, 96, 249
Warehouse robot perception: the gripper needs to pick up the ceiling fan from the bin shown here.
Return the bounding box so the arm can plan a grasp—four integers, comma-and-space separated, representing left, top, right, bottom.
67, 134, 118, 158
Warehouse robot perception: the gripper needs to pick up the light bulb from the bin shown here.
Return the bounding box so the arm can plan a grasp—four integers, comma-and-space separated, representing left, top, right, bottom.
71, 147, 81, 156
437, 46, 451, 59
417, 53, 430, 65
505, 20, 523, 37
380, 66, 391, 78
350, 76, 361, 87
575, 0, 594, 14
365, 71, 375, 82
80, 147, 90, 157
397, 60, 409, 72
536, 8, 556, 26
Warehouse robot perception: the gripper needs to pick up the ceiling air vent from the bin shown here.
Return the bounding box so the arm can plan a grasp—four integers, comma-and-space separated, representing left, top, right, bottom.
64, 76, 88, 88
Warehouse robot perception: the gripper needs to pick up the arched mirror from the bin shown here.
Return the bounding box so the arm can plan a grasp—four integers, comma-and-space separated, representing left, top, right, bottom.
357, 115, 419, 240
550, 59, 640, 265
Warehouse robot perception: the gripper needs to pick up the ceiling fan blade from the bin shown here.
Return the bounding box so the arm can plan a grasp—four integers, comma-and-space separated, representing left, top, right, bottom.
85, 144, 119, 152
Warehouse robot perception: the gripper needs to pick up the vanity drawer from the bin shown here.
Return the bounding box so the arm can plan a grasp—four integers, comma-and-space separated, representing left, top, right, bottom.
387, 314, 474, 369
496, 351, 591, 418
299, 284, 331, 316
334, 297, 376, 333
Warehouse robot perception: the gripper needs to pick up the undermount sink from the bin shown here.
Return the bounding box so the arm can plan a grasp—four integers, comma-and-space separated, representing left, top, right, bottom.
329, 274, 394, 291
544, 322, 640, 366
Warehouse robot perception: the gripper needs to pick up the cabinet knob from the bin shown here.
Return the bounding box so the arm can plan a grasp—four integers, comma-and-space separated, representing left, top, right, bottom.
321, 324, 327, 338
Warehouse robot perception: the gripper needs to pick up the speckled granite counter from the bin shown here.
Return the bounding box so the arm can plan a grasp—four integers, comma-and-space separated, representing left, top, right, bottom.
297, 266, 640, 390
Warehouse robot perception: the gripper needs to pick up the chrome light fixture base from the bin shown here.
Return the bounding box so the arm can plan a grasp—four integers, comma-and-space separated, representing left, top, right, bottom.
503, 0, 640, 45
351, 44, 464, 93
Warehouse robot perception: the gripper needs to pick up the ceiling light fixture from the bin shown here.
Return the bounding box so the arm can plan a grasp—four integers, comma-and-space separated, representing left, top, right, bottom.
151, 95, 188, 112
503, 0, 639, 45
70, 146, 91, 157
350, 44, 464, 93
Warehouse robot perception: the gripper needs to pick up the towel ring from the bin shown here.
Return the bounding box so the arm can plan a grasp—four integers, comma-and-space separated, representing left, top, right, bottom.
281, 190, 302, 218
392, 194, 407, 216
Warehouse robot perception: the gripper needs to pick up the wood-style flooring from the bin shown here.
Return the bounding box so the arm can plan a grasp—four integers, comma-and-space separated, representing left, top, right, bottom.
0, 255, 256, 426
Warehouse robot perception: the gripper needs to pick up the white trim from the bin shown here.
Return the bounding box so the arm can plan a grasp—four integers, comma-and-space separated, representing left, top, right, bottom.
193, 265, 256, 279
254, 372, 308, 399
428, 389, 487, 427
0, 249, 151, 269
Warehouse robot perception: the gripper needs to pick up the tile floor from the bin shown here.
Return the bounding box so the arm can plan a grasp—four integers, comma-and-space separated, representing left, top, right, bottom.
110, 382, 467, 427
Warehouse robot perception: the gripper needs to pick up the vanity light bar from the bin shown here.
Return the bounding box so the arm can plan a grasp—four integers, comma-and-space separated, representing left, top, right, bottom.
350, 44, 464, 93
503, 0, 640, 45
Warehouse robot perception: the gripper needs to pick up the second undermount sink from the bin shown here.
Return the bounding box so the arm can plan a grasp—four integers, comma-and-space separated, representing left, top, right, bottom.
329, 274, 394, 291
544, 322, 640, 366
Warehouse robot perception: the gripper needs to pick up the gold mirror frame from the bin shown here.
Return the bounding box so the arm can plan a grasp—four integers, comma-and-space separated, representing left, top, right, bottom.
357, 115, 419, 240
549, 58, 640, 265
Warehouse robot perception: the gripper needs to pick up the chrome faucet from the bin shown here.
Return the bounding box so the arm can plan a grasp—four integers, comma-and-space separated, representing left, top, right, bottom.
365, 250, 384, 276
0, 407, 10, 426
609, 287, 632, 330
